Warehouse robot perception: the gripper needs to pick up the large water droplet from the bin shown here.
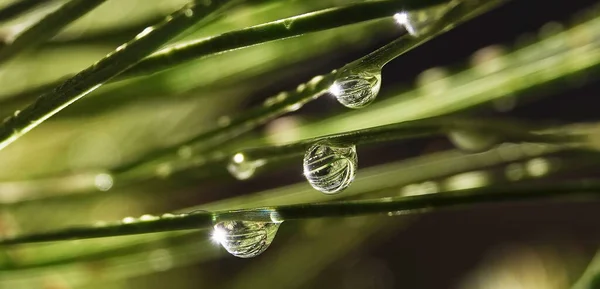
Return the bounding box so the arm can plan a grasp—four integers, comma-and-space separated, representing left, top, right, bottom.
212, 220, 281, 258
303, 141, 358, 194
227, 153, 266, 180
330, 71, 381, 109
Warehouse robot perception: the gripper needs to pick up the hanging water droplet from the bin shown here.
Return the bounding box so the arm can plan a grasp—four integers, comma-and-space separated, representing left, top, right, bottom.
303, 141, 358, 194
227, 153, 266, 180
394, 2, 456, 36
448, 129, 500, 153
212, 220, 281, 258
330, 70, 381, 109
94, 173, 113, 191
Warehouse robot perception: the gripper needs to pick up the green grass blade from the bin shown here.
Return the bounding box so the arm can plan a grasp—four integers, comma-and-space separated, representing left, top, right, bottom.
0, 0, 240, 152
0, 0, 52, 23
114, 0, 506, 174
0, 0, 452, 114
0, 0, 107, 64
233, 117, 584, 165
2, 180, 600, 245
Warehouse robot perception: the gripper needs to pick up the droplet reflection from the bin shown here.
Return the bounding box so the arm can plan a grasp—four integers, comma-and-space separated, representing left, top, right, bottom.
212, 220, 281, 258
330, 71, 381, 109
303, 141, 358, 194
227, 153, 267, 180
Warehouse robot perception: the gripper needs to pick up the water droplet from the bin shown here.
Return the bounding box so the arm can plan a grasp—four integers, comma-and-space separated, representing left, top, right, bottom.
393, 3, 455, 36
296, 83, 306, 92
94, 173, 113, 191
444, 171, 489, 190
184, 8, 194, 17
136, 27, 154, 39
283, 19, 293, 29
227, 153, 267, 180
330, 71, 381, 109
115, 44, 127, 52
303, 141, 357, 194
212, 220, 281, 258
448, 129, 500, 153
401, 181, 439, 196
140, 214, 159, 222
526, 158, 551, 177
13, 110, 20, 117
122, 217, 136, 224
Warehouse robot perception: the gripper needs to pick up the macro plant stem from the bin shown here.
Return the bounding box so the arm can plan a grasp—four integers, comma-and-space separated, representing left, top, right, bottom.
0, 0, 107, 64
110, 72, 338, 173
235, 117, 583, 162
0, 0, 53, 23
113, 0, 508, 174
2, 180, 600, 245
338, 0, 507, 75
0, 0, 240, 151
0, 0, 453, 108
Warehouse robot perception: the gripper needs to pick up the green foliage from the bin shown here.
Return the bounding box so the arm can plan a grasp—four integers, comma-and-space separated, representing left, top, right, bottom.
0, 0, 599, 288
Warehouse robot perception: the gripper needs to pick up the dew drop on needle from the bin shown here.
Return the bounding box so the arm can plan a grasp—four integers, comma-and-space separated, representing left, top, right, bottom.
330, 70, 381, 109
448, 129, 500, 153
394, 2, 457, 36
212, 220, 281, 258
227, 153, 266, 180
303, 141, 358, 194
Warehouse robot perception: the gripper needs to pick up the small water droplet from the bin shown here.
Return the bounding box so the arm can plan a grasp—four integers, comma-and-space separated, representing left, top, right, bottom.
444, 171, 489, 190
286, 103, 302, 112
140, 214, 159, 222
227, 153, 266, 180
94, 173, 113, 191
136, 27, 154, 39
13, 110, 20, 117
296, 83, 306, 92
184, 8, 194, 17
448, 129, 500, 153
212, 220, 281, 258
393, 3, 456, 36
283, 19, 293, 29
161, 213, 176, 219
303, 141, 358, 194
122, 217, 136, 224
115, 44, 127, 52
330, 71, 381, 109
526, 158, 551, 177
